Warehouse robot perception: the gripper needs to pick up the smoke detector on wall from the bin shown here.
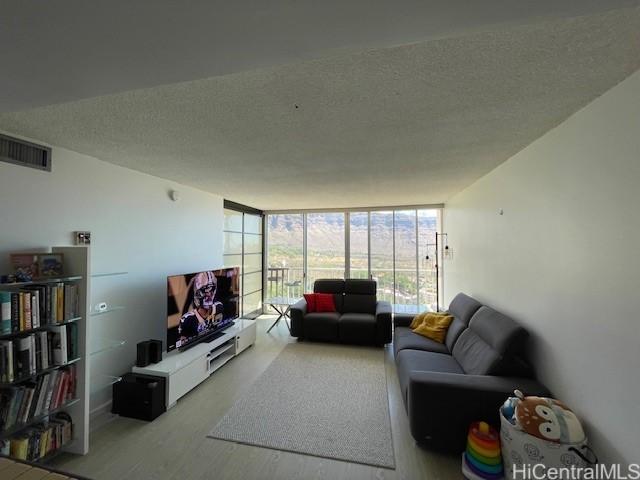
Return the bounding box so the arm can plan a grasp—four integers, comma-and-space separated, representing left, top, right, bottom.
169, 190, 180, 202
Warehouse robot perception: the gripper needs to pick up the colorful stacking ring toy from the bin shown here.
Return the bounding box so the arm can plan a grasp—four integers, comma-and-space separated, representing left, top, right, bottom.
462, 421, 504, 480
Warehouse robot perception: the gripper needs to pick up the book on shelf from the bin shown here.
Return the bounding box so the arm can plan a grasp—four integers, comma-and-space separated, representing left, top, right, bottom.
0, 324, 78, 382
50, 326, 67, 366
0, 411, 73, 462
0, 341, 14, 383
37, 332, 49, 371
0, 292, 10, 335
16, 337, 35, 377
0, 365, 77, 432
0, 282, 79, 335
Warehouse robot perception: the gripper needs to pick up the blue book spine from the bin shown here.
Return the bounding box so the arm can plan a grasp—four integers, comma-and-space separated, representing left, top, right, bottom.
0, 291, 11, 334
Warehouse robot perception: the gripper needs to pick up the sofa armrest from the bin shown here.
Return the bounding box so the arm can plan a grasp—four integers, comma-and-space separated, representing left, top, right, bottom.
407, 370, 549, 450
375, 301, 392, 344
289, 298, 307, 338
394, 313, 414, 328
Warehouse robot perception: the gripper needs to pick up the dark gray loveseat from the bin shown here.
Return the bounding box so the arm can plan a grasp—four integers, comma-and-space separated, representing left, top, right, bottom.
290, 279, 392, 345
395, 293, 550, 450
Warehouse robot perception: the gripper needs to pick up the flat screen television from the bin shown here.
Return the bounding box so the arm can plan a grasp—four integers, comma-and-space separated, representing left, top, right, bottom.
166, 267, 240, 351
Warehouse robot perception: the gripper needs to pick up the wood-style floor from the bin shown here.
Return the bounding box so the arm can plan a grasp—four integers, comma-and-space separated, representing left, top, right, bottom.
51, 315, 459, 479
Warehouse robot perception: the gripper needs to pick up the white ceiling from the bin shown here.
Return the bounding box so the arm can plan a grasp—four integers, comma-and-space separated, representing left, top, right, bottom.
0, 4, 639, 210
1, 0, 637, 112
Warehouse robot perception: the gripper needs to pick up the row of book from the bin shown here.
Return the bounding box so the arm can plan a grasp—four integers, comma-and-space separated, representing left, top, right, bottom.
0, 365, 77, 432
0, 282, 80, 335
0, 412, 73, 462
0, 324, 78, 383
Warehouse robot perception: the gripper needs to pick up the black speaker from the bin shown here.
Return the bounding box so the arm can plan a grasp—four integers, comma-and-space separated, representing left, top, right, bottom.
136, 341, 151, 367
112, 373, 166, 421
148, 339, 162, 364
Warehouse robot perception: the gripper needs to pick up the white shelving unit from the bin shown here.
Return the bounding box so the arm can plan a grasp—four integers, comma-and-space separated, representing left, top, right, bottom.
51, 245, 91, 456
87, 271, 127, 407
0, 256, 89, 457
133, 319, 256, 409
0, 246, 99, 458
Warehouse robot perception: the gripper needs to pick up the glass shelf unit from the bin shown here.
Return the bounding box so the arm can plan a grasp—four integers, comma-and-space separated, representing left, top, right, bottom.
0, 276, 83, 288
0, 317, 81, 340
90, 339, 125, 356
91, 272, 128, 278
0, 357, 81, 387
90, 375, 122, 394
0, 398, 80, 439
90, 306, 125, 317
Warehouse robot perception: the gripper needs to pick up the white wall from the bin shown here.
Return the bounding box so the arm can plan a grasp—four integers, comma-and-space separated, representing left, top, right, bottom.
0, 139, 224, 412
443, 70, 640, 465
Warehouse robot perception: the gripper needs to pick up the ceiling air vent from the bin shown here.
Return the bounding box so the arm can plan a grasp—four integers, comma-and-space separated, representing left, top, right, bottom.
0, 133, 51, 171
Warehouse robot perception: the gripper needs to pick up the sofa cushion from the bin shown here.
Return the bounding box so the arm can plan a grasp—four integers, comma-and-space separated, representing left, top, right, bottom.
452, 306, 529, 375
343, 294, 376, 314
394, 326, 449, 356
396, 349, 464, 405
339, 312, 376, 344
303, 312, 340, 341
444, 293, 483, 351
314, 279, 345, 294
468, 306, 529, 358
342, 279, 377, 314
450, 329, 502, 376
344, 279, 376, 295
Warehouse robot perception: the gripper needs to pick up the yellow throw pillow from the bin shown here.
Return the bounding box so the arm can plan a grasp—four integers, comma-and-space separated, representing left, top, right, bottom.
409, 312, 429, 329
409, 311, 450, 329
411, 312, 454, 344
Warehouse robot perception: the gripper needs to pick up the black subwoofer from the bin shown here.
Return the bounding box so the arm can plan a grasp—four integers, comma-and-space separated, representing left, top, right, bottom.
112, 373, 166, 421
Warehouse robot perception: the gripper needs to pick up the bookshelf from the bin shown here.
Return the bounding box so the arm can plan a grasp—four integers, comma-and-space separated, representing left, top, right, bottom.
0, 317, 81, 341
0, 246, 90, 461
0, 358, 81, 388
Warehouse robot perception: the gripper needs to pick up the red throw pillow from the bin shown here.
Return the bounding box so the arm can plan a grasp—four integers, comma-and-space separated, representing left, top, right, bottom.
303, 293, 317, 313
315, 293, 336, 313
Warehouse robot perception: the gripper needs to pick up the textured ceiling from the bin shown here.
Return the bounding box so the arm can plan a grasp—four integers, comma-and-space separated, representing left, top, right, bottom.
0, 7, 639, 210
2, 0, 638, 112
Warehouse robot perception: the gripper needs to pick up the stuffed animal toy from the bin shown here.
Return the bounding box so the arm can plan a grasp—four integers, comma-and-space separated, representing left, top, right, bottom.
513, 391, 585, 444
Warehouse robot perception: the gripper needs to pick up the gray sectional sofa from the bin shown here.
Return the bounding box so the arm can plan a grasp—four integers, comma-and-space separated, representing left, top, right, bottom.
290, 279, 392, 345
394, 293, 550, 450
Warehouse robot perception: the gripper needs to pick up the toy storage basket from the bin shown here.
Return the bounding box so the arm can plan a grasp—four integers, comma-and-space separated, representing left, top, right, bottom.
499, 409, 597, 480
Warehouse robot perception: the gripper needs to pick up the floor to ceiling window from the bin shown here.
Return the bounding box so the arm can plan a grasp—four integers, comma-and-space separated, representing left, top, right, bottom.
306, 212, 345, 290
369, 211, 394, 304
348, 212, 369, 280
393, 210, 418, 309
265, 213, 304, 299
417, 209, 440, 311
266, 207, 442, 312
223, 204, 264, 318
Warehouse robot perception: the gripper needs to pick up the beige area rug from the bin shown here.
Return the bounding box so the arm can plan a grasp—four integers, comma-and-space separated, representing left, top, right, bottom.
208, 342, 395, 469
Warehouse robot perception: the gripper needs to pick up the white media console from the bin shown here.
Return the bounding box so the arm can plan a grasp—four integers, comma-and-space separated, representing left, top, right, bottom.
132, 319, 256, 409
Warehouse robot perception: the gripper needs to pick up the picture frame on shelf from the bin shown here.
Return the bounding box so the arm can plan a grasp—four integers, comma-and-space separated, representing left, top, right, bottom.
38, 253, 64, 277
9, 253, 39, 281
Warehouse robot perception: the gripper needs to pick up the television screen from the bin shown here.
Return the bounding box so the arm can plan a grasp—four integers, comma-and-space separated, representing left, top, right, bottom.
167, 267, 240, 351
